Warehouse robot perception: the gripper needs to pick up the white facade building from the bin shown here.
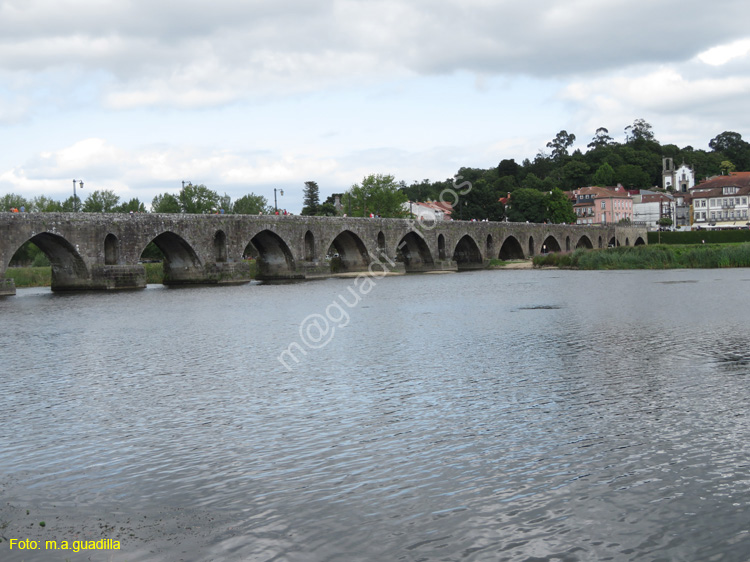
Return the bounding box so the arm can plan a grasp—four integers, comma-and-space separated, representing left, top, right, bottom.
633, 191, 676, 230
662, 158, 695, 192
690, 172, 750, 229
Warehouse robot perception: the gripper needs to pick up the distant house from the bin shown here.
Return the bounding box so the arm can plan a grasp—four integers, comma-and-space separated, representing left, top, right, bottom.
402, 200, 453, 221
573, 186, 633, 225
633, 191, 676, 230
690, 172, 750, 229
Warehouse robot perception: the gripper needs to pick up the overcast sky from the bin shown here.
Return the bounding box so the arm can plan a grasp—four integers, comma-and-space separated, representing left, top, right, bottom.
1, 0, 749, 212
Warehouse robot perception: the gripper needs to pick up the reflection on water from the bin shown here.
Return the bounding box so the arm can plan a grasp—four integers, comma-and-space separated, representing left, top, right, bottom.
1, 269, 749, 561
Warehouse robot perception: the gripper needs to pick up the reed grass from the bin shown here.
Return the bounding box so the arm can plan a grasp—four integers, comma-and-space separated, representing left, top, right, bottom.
533, 243, 750, 270
5, 266, 52, 287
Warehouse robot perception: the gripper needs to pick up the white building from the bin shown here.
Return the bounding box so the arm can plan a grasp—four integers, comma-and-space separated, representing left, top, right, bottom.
402, 201, 452, 221
633, 191, 676, 230
662, 158, 695, 192
691, 172, 750, 229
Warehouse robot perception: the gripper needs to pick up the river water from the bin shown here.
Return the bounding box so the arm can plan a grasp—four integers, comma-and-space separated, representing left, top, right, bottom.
1, 269, 749, 561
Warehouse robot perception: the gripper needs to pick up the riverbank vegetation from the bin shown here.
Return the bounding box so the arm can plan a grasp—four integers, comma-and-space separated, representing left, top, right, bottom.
533, 243, 750, 270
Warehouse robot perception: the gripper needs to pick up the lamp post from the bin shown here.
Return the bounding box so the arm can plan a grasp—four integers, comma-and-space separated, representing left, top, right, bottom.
274, 188, 284, 213
72, 179, 83, 212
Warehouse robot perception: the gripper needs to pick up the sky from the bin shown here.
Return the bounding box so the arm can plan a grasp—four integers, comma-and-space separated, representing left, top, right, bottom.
1, 0, 750, 213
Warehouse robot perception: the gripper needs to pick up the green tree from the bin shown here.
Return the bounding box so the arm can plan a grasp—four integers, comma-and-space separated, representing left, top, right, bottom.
178, 183, 219, 214
710, 131, 750, 170
546, 130, 576, 161
506, 188, 546, 223
720, 160, 736, 175
61, 196, 80, 212
624, 118, 655, 144
561, 160, 590, 189
233, 193, 268, 214
301, 181, 320, 215
316, 194, 340, 216
151, 193, 181, 213
615, 164, 651, 189
497, 158, 521, 181
587, 127, 614, 149
544, 188, 576, 224
345, 174, 407, 217
82, 189, 120, 212
457, 178, 505, 221
1, 193, 29, 211
115, 198, 147, 213
593, 163, 616, 186
31, 195, 63, 212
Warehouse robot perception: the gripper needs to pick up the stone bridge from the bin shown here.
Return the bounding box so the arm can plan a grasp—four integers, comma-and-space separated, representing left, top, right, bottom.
0, 213, 647, 296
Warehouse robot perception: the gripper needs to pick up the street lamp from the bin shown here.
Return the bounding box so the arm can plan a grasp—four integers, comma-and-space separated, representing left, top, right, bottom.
274, 188, 284, 213
72, 179, 83, 212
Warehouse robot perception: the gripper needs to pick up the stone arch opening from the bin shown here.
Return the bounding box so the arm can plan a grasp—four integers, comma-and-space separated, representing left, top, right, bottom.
625, 238, 630, 246
529, 236, 535, 256
377, 231, 386, 257
246, 230, 296, 279
576, 235, 593, 249
396, 232, 434, 272
214, 230, 227, 263
7, 233, 89, 291
634, 237, 646, 246
541, 235, 561, 254
327, 230, 369, 273
104, 233, 119, 265
142, 231, 203, 285
609, 237, 617, 247
565, 236, 571, 252
498, 236, 524, 260
452, 234, 483, 270
304, 230, 315, 261
598, 236, 603, 249
438, 234, 446, 260
486, 234, 493, 255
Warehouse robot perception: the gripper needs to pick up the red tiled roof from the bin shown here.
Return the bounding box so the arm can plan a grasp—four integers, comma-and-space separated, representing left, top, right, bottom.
693, 172, 750, 190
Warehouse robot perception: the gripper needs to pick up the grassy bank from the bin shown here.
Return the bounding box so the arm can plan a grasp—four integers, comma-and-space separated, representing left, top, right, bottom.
533, 243, 750, 269
4, 266, 53, 287
5, 261, 260, 288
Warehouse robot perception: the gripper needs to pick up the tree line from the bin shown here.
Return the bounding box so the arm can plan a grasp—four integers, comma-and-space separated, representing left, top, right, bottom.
3, 120, 749, 223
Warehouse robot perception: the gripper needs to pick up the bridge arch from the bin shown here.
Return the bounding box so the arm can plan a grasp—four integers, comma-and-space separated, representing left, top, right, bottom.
396, 231, 434, 272
214, 230, 227, 263
247, 229, 296, 278
304, 230, 315, 261
7, 232, 89, 291
377, 231, 386, 256
452, 234, 483, 270
104, 233, 119, 265
528, 236, 535, 256
498, 235, 525, 260
327, 230, 369, 273
634, 236, 646, 246
542, 235, 561, 253
145, 231, 203, 284
438, 234, 446, 259
576, 235, 593, 249
565, 236, 571, 252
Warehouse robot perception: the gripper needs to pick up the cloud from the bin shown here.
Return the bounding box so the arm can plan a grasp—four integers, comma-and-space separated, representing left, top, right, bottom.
2, 1, 749, 109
